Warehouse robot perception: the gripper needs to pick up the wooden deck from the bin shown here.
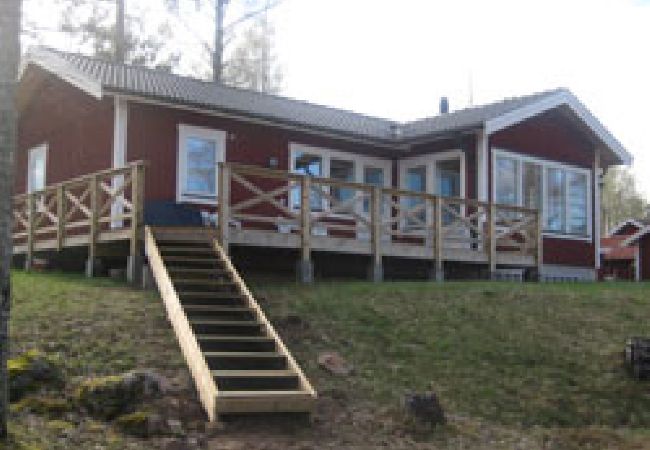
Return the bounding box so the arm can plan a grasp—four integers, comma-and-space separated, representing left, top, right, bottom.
12, 161, 542, 281
12, 161, 145, 279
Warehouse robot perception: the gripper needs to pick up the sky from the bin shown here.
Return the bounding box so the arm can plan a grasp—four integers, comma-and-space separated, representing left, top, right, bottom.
23, 0, 650, 199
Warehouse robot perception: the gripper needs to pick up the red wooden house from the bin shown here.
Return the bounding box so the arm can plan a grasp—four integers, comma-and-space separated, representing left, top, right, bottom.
12, 47, 633, 282
599, 219, 649, 281
621, 223, 650, 281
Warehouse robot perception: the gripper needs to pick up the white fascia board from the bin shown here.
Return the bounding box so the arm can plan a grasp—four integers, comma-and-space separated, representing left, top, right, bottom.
484, 90, 632, 166
622, 225, 650, 247
20, 49, 103, 100
609, 219, 644, 237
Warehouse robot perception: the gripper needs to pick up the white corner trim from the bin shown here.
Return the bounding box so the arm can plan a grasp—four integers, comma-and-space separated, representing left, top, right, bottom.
20, 48, 103, 99
113, 97, 128, 168
635, 246, 641, 282
484, 90, 632, 166
476, 129, 489, 202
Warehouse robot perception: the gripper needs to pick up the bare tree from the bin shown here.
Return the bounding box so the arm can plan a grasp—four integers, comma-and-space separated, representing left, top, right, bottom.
0, 0, 21, 439
601, 167, 648, 234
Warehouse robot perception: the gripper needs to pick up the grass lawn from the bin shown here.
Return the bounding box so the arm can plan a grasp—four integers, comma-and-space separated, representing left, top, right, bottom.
5, 270, 650, 449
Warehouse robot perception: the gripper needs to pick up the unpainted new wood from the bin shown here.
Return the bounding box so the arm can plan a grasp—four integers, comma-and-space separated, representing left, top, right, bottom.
144, 227, 218, 421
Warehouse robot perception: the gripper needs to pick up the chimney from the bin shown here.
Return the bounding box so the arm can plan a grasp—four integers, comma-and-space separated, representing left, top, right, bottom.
439, 96, 449, 114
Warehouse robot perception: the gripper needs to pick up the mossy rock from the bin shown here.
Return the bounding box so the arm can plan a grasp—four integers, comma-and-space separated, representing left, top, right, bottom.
12, 396, 73, 417
75, 370, 167, 420
114, 411, 155, 438
9, 350, 64, 402
46, 419, 75, 435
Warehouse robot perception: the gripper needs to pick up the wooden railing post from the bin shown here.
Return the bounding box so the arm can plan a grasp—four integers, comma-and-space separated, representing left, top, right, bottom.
218, 163, 231, 254
487, 203, 497, 280
369, 185, 383, 282
86, 174, 99, 277
24, 193, 35, 271
128, 163, 145, 284
298, 175, 313, 283
536, 210, 544, 281
56, 185, 65, 251
433, 196, 444, 281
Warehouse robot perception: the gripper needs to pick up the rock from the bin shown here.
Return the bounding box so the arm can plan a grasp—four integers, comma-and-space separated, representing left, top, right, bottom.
9, 350, 64, 401
403, 391, 446, 426
318, 352, 353, 376
167, 418, 185, 436
114, 411, 154, 438
12, 396, 72, 417
75, 369, 169, 419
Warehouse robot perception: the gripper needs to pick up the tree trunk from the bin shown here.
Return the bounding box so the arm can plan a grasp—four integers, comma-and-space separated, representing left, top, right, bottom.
0, 0, 21, 439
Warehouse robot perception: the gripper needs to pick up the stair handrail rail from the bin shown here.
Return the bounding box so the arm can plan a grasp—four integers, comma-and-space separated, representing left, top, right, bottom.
211, 238, 317, 400
144, 226, 219, 420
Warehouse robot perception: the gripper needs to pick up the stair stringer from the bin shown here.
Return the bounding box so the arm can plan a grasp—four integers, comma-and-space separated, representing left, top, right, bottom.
210, 239, 318, 411
144, 226, 219, 421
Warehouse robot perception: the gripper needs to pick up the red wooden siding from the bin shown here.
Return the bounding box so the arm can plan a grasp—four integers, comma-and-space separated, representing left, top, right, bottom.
16, 67, 114, 194
489, 109, 596, 269
126, 101, 396, 202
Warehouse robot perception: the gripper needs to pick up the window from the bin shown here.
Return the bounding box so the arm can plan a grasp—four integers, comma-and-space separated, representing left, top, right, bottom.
522, 162, 542, 210
363, 166, 385, 213
178, 125, 225, 204
406, 166, 427, 227
291, 152, 324, 210
28, 144, 47, 193
495, 156, 518, 205
567, 172, 588, 235
289, 144, 391, 213
546, 168, 566, 233
493, 149, 592, 238
330, 158, 355, 204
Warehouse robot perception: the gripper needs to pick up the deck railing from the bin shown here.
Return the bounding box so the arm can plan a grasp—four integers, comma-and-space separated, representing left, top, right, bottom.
218, 162, 543, 278
12, 161, 146, 278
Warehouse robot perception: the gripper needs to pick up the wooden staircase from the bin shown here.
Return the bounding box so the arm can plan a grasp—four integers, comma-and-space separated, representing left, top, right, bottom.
144, 227, 316, 420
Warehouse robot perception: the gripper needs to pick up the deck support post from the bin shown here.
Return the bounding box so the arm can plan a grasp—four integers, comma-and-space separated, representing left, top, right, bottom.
369, 186, 383, 282
127, 163, 144, 284
433, 196, 444, 281
86, 174, 100, 278
56, 185, 65, 251
24, 193, 35, 271
487, 203, 497, 280
298, 175, 313, 283
218, 163, 231, 255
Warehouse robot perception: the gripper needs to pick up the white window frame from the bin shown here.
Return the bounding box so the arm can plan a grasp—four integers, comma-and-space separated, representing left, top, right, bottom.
398, 150, 466, 230
177, 124, 226, 205
492, 148, 592, 240
288, 142, 392, 215
27, 143, 47, 193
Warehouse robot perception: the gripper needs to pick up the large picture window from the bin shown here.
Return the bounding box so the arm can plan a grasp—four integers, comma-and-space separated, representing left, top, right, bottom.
177, 125, 225, 204
493, 150, 591, 238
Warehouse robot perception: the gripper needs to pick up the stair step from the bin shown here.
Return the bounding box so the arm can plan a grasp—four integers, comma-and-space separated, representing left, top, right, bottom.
173, 279, 237, 286
168, 267, 229, 275
179, 291, 244, 299
163, 256, 222, 263
181, 297, 247, 307
185, 305, 254, 321
198, 335, 275, 352
216, 390, 311, 398
204, 352, 288, 370
159, 246, 215, 253
212, 370, 300, 391
189, 319, 264, 336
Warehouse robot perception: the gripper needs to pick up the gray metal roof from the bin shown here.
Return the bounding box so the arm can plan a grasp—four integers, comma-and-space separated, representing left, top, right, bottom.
23, 47, 629, 165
